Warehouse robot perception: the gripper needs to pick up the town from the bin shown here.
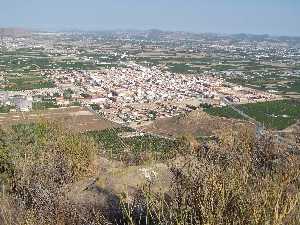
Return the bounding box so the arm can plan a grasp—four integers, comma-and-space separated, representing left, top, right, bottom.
0, 65, 278, 126
0, 29, 298, 127
1, 1, 300, 224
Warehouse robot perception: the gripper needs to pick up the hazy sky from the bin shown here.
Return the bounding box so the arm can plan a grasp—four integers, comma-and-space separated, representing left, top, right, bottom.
1, 0, 299, 36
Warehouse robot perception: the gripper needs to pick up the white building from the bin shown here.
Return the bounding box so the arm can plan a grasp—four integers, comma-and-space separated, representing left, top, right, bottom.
10, 95, 33, 112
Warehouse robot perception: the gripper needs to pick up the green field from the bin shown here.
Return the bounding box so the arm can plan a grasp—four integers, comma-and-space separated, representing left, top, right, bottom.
86, 127, 178, 161
2, 77, 54, 91
0, 48, 127, 91
0, 105, 11, 113
0, 50, 55, 91
32, 101, 59, 110
205, 99, 300, 130
277, 80, 300, 93
167, 63, 195, 73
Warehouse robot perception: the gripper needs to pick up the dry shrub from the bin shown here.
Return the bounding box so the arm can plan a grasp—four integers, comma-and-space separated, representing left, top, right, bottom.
123, 126, 300, 225
0, 121, 105, 225
1, 123, 300, 225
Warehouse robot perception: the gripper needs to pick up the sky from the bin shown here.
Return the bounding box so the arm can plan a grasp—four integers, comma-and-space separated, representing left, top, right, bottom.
0, 0, 299, 36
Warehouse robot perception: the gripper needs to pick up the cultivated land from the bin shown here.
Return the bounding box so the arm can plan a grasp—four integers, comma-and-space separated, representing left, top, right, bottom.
204, 99, 300, 130
0, 106, 119, 132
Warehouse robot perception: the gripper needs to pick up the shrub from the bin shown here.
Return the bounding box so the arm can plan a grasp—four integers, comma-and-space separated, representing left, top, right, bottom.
0, 122, 299, 225
0, 121, 98, 225
122, 126, 300, 225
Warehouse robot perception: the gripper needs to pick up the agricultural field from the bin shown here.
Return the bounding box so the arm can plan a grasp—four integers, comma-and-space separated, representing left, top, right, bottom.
0, 105, 11, 113
0, 48, 54, 90
204, 99, 300, 130
1, 75, 54, 91
86, 127, 179, 161
228, 72, 300, 95
0, 47, 126, 91
133, 52, 300, 96
134, 56, 215, 74
32, 100, 59, 110
0, 106, 119, 132
0, 104, 179, 162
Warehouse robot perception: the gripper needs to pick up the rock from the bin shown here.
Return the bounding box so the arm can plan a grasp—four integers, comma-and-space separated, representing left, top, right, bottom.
64, 178, 122, 222
95, 163, 172, 202
63, 162, 172, 224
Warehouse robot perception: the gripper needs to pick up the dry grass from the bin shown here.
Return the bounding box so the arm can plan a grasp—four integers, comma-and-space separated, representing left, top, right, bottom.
0, 121, 105, 225
0, 122, 299, 225
122, 125, 300, 225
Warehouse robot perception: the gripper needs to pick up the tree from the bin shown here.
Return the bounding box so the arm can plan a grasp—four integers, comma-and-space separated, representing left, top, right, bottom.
63, 89, 74, 100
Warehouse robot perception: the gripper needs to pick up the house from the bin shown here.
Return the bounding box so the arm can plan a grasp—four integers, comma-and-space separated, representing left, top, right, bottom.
10, 95, 33, 112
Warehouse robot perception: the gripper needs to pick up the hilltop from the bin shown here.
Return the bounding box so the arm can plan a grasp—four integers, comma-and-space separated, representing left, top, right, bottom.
140, 110, 254, 138
0, 118, 299, 225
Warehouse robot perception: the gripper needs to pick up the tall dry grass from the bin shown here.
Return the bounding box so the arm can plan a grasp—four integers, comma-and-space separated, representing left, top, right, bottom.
0, 121, 106, 225
122, 126, 300, 225
0, 123, 299, 225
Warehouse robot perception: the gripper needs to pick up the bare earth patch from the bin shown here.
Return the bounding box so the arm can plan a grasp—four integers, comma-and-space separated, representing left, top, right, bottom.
0, 106, 120, 132
139, 110, 254, 138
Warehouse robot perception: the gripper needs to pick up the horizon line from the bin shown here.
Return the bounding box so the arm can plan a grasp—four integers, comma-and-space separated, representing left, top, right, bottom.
1, 26, 300, 38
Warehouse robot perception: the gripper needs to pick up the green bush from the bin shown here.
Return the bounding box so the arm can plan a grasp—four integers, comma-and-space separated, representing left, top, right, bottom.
0, 122, 97, 224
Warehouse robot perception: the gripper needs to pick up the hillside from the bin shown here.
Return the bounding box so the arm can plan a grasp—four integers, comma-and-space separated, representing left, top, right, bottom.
140, 110, 254, 138
0, 120, 299, 225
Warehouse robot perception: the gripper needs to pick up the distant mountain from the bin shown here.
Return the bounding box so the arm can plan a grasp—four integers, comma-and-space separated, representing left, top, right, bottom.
0, 27, 32, 37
